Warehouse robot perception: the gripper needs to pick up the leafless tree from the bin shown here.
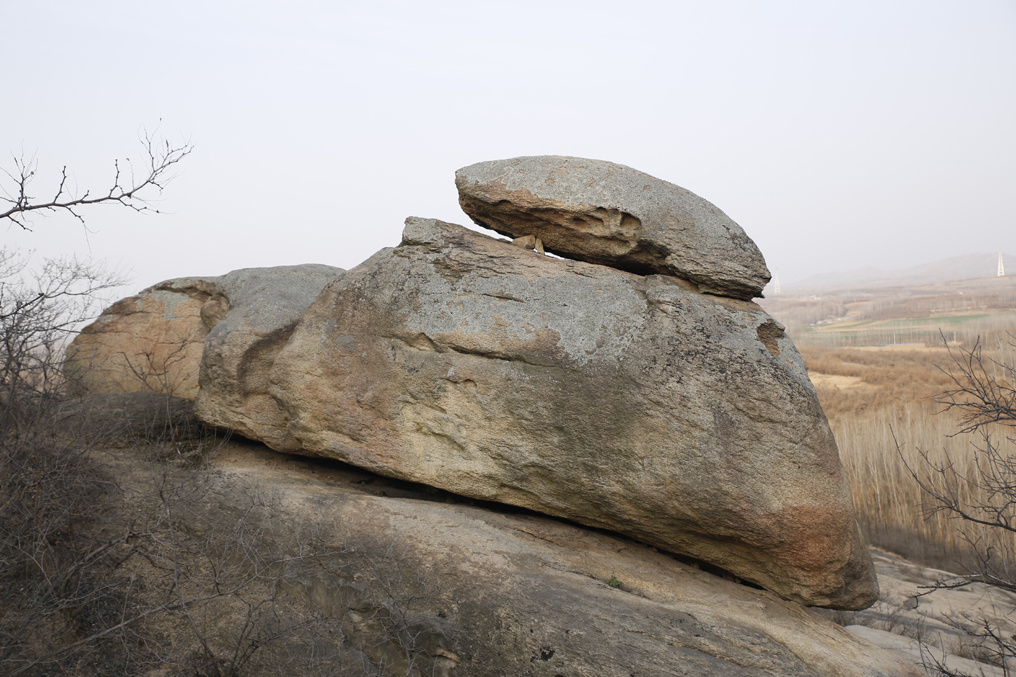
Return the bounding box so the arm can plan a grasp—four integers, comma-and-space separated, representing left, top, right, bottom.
936, 335, 1016, 435
0, 250, 124, 435
1, 126, 192, 230
0, 248, 151, 674
898, 334, 1016, 676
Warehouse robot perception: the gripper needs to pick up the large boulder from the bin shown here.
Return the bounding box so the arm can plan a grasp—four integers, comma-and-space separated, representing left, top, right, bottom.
252, 217, 876, 609
456, 156, 771, 299
66, 265, 343, 403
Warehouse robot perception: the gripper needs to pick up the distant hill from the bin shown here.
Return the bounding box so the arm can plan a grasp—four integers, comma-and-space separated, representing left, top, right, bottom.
782, 252, 1012, 293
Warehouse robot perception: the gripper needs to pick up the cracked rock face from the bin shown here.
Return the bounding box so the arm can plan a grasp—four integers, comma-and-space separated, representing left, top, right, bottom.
66, 265, 343, 408
456, 156, 771, 300
260, 218, 876, 609
191, 265, 344, 449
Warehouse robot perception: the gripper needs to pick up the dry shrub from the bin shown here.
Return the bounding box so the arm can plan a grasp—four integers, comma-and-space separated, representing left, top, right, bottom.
832, 401, 1010, 569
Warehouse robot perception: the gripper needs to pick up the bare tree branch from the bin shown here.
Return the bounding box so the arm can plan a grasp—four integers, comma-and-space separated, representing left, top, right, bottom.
935, 332, 1016, 434
1, 127, 192, 230
895, 333, 1016, 674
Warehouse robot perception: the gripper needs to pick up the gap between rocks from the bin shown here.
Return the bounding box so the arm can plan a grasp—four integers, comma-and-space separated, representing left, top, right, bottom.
222, 436, 766, 594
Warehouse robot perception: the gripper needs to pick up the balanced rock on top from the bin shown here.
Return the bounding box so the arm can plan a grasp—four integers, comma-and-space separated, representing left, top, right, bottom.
263, 217, 877, 609
456, 156, 771, 299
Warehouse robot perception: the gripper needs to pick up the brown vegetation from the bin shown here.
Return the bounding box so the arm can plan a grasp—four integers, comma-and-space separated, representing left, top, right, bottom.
800, 345, 955, 421
771, 277, 1016, 574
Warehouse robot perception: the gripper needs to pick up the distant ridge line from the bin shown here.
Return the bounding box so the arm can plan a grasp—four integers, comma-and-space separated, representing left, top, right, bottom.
781, 252, 1014, 293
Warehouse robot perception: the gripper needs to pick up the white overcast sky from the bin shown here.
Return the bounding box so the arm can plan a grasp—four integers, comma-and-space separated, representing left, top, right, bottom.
4, 0, 1015, 292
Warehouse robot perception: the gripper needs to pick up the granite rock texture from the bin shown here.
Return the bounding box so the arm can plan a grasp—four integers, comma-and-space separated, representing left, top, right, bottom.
191, 265, 343, 448
259, 218, 875, 609
66, 265, 343, 407
65, 278, 215, 399
456, 156, 771, 299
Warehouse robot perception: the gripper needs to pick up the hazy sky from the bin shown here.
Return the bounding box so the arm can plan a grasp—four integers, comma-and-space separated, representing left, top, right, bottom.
4, 0, 1015, 294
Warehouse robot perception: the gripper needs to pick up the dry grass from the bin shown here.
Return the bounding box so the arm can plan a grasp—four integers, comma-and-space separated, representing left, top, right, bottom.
800, 342, 1016, 572
800, 345, 955, 419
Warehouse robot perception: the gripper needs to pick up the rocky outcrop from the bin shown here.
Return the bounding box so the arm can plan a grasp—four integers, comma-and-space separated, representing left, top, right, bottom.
67, 159, 876, 613
456, 156, 770, 299
65, 265, 342, 403
257, 217, 875, 609
125, 439, 922, 677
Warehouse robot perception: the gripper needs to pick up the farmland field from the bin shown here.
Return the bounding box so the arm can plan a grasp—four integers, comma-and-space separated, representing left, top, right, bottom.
761, 275, 1016, 349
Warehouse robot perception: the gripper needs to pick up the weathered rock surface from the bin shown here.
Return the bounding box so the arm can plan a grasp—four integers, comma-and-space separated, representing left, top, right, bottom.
456, 156, 771, 299
251, 217, 876, 609
120, 438, 922, 677
66, 265, 342, 403
191, 265, 343, 449
65, 278, 213, 398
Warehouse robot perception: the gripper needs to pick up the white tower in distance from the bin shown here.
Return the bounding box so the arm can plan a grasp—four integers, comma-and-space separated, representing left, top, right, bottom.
772, 269, 781, 295
999, 251, 1006, 277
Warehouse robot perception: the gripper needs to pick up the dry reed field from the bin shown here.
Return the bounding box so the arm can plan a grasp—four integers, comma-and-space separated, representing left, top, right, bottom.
802, 345, 1007, 570
763, 279, 1016, 573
